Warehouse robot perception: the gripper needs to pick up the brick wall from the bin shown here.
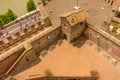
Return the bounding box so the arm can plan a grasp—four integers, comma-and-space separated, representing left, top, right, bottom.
0, 48, 25, 75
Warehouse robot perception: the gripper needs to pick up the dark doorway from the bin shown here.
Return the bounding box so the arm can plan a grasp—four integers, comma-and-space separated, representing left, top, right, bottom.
63, 34, 67, 40
117, 13, 120, 18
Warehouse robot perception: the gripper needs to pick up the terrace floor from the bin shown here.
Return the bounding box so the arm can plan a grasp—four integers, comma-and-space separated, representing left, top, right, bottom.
12, 40, 120, 80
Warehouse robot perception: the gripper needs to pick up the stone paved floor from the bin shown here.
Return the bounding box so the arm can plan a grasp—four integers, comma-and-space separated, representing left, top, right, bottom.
13, 40, 120, 80
45, 0, 111, 28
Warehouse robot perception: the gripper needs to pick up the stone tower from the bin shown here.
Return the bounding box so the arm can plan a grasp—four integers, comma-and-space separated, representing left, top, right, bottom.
60, 9, 88, 43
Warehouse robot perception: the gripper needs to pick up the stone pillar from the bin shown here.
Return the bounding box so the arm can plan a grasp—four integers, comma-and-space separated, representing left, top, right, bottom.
108, 0, 110, 3
19, 28, 25, 36
106, 0, 109, 3
9, 32, 17, 40
1, 34, 9, 44
109, 0, 113, 5
34, 23, 39, 28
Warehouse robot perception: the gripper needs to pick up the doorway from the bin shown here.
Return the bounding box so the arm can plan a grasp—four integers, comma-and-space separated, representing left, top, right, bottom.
63, 34, 67, 40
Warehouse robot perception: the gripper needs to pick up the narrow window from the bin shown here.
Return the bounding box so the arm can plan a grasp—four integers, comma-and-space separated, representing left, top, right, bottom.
71, 19, 75, 23
80, 22, 83, 25
38, 2, 41, 5
25, 57, 29, 62
111, 0, 113, 5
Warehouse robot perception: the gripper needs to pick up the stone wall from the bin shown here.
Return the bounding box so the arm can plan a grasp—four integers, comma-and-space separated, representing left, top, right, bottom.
0, 47, 25, 75
18, 49, 37, 68
11, 26, 61, 75
0, 26, 61, 77
85, 26, 120, 60
26, 76, 97, 80
10, 48, 38, 74
31, 27, 61, 53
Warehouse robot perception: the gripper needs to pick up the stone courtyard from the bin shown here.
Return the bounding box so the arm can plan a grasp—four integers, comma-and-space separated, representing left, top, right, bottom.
12, 40, 120, 80
45, 0, 111, 27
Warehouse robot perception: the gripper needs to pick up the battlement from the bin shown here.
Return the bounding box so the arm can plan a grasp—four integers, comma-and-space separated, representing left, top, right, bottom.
0, 9, 51, 52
